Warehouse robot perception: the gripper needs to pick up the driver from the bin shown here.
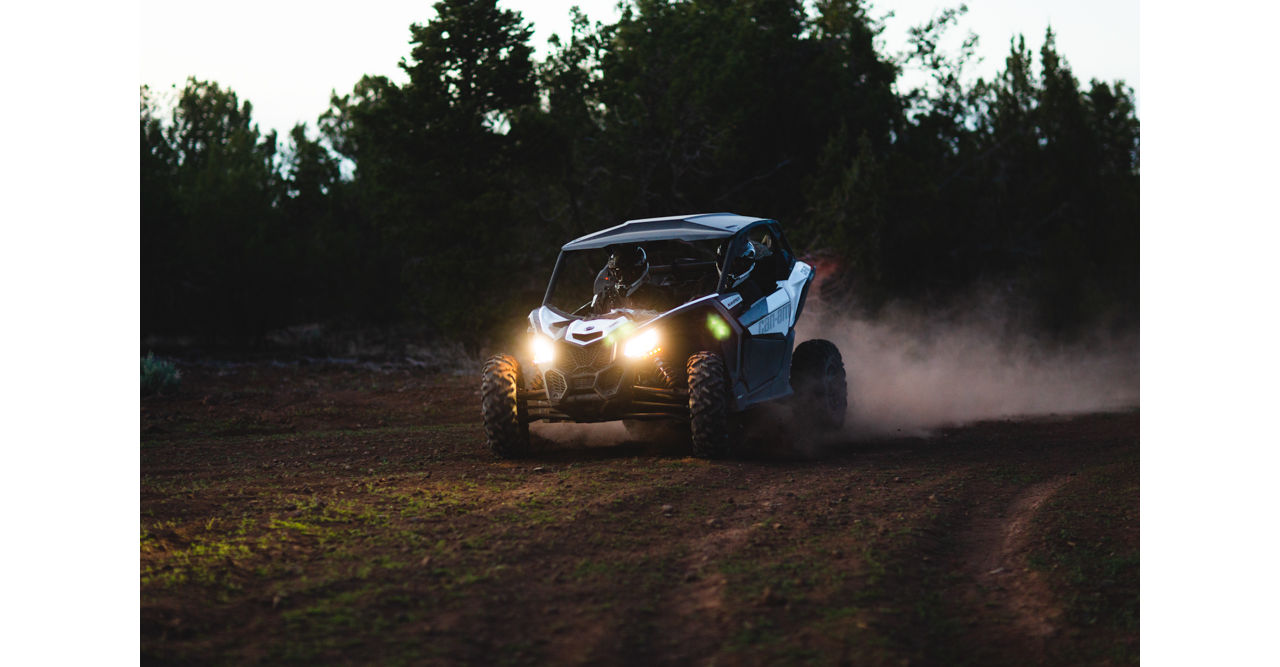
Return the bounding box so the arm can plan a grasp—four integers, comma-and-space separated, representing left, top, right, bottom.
720, 239, 772, 305
592, 245, 650, 313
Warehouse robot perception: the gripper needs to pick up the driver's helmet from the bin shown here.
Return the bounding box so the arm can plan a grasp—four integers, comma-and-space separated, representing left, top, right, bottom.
610, 245, 649, 287
593, 245, 649, 308
724, 241, 767, 289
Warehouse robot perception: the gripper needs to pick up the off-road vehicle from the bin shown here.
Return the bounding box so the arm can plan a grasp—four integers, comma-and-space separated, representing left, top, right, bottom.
481, 213, 847, 458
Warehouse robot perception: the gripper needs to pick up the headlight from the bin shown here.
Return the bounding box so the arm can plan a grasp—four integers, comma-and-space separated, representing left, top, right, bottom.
623, 328, 661, 359
531, 335, 556, 365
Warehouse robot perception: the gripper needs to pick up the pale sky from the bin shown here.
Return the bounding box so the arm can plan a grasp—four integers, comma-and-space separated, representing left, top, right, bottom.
140, 1, 1139, 138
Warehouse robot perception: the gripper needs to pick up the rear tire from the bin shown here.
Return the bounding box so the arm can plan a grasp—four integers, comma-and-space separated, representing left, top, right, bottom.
687, 351, 739, 458
481, 354, 531, 458
790, 339, 847, 430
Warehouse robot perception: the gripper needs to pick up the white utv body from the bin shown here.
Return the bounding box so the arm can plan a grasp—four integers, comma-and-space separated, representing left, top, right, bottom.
481, 213, 847, 458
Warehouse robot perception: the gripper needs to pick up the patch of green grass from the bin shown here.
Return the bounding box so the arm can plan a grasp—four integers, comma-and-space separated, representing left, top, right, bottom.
142, 492, 422, 595
1028, 462, 1139, 663
276, 587, 389, 658
141, 353, 181, 396
141, 534, 252, 589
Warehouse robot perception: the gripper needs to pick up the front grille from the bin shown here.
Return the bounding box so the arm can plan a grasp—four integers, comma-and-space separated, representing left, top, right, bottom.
546, 341, 625, 402
544, 370, 568, 400
597, 366, 624, 395
566, 342, 611, 371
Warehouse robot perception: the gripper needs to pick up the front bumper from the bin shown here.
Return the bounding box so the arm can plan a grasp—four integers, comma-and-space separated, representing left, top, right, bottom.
523, 383, 689, 422
526, 340, 688, 422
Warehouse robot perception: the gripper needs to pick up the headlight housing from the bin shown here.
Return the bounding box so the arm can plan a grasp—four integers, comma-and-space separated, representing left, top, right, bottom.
623, 328, 661, 359
531, 334, 556, 365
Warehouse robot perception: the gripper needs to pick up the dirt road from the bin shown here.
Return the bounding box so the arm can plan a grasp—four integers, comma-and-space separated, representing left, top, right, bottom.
141, 362, 1138, 665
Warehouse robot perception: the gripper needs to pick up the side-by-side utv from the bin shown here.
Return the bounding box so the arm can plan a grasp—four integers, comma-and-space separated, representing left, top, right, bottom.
481, 213, 847, 458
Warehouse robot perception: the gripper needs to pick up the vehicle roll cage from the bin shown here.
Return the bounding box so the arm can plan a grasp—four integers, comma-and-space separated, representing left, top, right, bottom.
542, 216, 796, 316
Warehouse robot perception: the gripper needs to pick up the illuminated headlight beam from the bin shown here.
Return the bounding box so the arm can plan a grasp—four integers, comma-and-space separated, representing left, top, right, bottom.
531, 335, 556, 364
623, 328, 661, 359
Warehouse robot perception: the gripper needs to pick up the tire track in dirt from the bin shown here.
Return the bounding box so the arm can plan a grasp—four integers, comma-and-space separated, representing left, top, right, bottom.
650, 469, 837, 662
960, 475, 1070, 649
506, 462, 730, 666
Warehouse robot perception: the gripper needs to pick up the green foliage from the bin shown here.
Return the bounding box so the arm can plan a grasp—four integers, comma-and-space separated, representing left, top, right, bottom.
141, 78, 288, 337
317, 0, 546, 333
798, 125, 890, 308
141, 353, 181, 396
141, 3, 1139, 344
1028, 461, 1140, 663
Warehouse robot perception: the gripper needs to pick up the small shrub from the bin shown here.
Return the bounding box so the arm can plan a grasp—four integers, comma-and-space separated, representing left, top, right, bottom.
142, 353, 181, 396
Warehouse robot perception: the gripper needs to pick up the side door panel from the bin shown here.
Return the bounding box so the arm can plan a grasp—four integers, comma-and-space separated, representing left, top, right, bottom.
736, 251, 813, 403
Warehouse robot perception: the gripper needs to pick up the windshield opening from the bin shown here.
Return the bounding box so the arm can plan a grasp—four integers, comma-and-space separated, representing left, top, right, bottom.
544, 239, 724, 317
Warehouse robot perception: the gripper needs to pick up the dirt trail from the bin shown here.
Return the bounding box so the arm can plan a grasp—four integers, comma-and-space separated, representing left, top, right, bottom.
655, 477, 792, 662
961, 476, 1071, 647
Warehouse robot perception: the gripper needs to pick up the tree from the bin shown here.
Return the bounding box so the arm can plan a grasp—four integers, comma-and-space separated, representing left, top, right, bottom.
402, 0, 536, 134
803, 125, 887, 305
513, 7, 612, 241
140, 78, 287, 338
140, 86, 182, 335
321, 0, 543, 333
142, 3, 1140, 344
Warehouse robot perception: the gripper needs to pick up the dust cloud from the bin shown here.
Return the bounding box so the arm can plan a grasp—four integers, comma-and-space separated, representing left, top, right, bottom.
531, 290, 1139, 447
796, 294, 1139, 437
530, 420, 631, 447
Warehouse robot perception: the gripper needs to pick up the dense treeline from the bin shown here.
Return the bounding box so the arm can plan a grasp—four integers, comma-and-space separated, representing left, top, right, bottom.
141, 0, 1138, 345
